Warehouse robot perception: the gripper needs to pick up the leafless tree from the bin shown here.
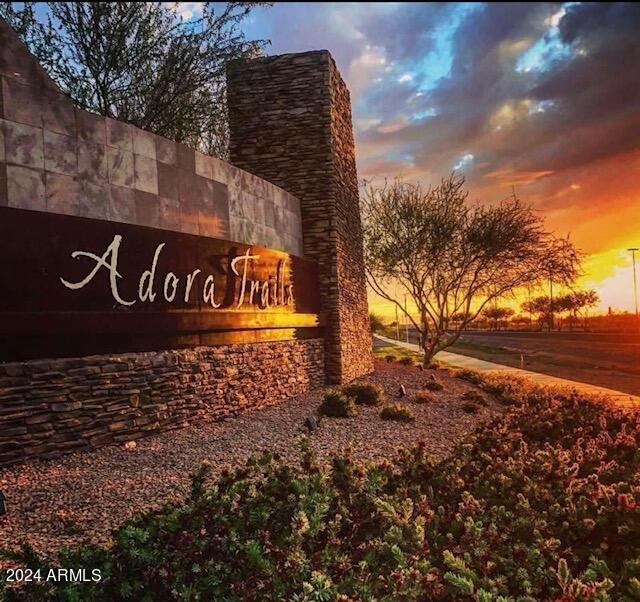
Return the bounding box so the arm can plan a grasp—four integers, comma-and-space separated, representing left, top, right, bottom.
0, 2, 269, 159
363, 174, 582, 365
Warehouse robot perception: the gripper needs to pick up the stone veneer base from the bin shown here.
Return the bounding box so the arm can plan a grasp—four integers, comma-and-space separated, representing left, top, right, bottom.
0, 339, 324, 468
228, 51, 374, 384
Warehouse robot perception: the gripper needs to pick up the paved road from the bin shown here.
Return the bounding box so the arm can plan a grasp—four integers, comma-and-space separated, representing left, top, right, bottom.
400, 329, 640, 365
375, 335, 640, 409
393, 328, 640, 396
455, 330, 640, 366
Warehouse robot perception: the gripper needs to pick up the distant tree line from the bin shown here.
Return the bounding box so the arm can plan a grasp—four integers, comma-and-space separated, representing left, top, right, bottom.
439, 290, 600, 332
483, 306, 515, 330
373, 289, 601, 337
521, 290, 599, 331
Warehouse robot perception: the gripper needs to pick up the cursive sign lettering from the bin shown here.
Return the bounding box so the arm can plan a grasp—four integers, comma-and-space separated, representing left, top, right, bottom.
60, 234, 294, 309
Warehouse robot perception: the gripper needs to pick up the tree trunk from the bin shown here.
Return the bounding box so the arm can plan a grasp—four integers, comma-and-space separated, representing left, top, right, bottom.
421, 336, 436, 368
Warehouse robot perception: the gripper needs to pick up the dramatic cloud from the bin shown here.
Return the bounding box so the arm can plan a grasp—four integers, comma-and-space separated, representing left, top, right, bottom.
164, 2, 204, 20
245, 2, 640, 311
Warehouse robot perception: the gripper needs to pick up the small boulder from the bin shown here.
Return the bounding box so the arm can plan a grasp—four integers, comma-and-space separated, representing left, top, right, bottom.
304, 415, 318, 433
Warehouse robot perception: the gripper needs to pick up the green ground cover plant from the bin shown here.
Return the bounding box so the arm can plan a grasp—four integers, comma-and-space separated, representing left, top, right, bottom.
373, 344, 422, 365
3, 373, 639, 601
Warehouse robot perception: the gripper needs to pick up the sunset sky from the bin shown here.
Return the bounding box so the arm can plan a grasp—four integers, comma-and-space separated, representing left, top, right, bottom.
34, 2, 640, 317
239, 1, 640, 317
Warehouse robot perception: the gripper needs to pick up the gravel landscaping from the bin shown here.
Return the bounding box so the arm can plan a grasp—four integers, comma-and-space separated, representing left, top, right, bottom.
0, 359, 503, 558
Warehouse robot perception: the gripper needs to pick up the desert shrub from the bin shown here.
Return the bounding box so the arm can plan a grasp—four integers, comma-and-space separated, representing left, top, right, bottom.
380, 403, 415, 422
461, 389, 486, 405
455, 370, 531, 405
479, 373, 530, 404
343, 382, 383, 406
424, 379, 444, 392
318, 391, 357, 417
455, 368, 484, 385
461, 401, 480, 414
411, 391, 436, 404
398, 356, 414, 366
6, 377, 640, 601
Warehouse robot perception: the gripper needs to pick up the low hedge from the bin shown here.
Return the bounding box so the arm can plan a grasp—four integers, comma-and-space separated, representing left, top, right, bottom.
3, 374, 640, 601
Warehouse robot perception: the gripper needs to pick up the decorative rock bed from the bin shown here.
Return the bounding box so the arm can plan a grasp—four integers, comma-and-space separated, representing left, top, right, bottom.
0, 360, 502, 557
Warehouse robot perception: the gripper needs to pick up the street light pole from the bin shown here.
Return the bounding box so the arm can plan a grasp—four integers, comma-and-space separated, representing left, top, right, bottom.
404, 294, 409, 342
629, 247, 639, 321
549, 278, 554, 332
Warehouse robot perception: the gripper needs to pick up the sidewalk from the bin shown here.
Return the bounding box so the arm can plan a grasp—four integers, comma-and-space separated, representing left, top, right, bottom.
374, 335, 640, 409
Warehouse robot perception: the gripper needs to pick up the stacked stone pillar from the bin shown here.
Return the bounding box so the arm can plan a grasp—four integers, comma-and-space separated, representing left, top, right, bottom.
227, 51, 373, 383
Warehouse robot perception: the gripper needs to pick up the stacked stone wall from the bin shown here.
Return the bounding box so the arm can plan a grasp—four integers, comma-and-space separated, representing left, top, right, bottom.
0, 339, 324, 467
228, 51, 373, 383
